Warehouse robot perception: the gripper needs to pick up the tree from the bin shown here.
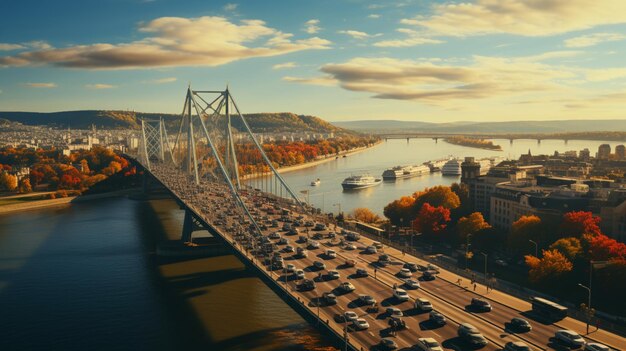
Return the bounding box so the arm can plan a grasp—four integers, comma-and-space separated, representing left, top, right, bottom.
457, 212, 491, 241
384, 196, 416, 225
80, 159, 90, 174
0, 173, 18, 191
352, 207, 380, 224
412, 203, 451, 237
549, 237, 582, 261
560, 211, 602, 238
525, 249, 573, 283
413, 186, 461, 210
18, 178, 32, 193
509, 215, 543, 254
583, 233, 626, 262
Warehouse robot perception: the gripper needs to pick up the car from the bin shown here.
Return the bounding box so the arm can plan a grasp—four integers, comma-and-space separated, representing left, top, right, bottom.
296, 247, 308, 258
358, 294, 376, 306
429, 310, 446, 325
379, 338, 398, 350
404, 262, 419, 272
298, 235, 308, 243
378, 254, 390, 266
278, 237, 289, 245
312, 233, 323, 240
415, 298, 433, 311
373, 241, 383, 249
422, 271, 436, 281
504, 341, 533, 351
404, 279, 420, 289
346, 232, 360, 241
416, 337, 444, 351
584, 343, 611, 351
458, 323, 481, 337
426, 263, 440, 272
272, 260, 284, 269
284, 245, 294, 253
470, 298, 492, 312
339, 281, 356, 292
314, 223, 327, 231
495, 259, 508, 267
322, 292, 337, 305
313, 260, 326, 270
282, 223, 291, 231
398, 268, 412, 278
393, 288, 409, 301
344, 243, 356, 250
269, 232, 281, 239
284, 264, 296, 273
344, 310, 358, 322
509, 317, 532, 332
352, 318, 369, 330
355, 268, 369, 277
308, 241, 320, 249
388, 316, 406, 330
344, 259, 356, 267
364, 246, 377, 254
295, 269, 305, 279
554, 330, 585, 348
464, 333, 489, 347
288, 228, 300, 235
386, 307, 403, 317
293, 220, 303, 227
297, 279, 315, 291
304, 220, 314, 227
326, 249, 337, 258
326, 270, 340, 280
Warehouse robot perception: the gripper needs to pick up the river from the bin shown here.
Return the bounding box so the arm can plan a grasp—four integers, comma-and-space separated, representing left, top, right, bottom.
0, 138, 616, 350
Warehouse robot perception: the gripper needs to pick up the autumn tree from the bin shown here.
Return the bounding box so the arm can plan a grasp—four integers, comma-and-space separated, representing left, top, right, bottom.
18, 178, 32, 193
457, 212, 491, 241
412, 203, 451, 237
384, 196, 416, 225
560, 211, 602, 238
451, 182, 472, 217
80, 159, 90, 174
352, 207, 380, 224
412, 185, 461, 210
549, 237, 582, 261
583, 233, 626, 262
525, 249, 573, 283
0, 173, 18, 191
509, 215, 544, 254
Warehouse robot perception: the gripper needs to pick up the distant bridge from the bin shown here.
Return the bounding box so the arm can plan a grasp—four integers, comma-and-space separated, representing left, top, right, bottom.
377, 132, 577, 144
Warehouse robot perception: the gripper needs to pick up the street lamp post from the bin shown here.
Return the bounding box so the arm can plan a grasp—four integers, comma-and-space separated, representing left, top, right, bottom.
578, 283, 592, 334
529, 240, 538, 257
481, 252, 488, 290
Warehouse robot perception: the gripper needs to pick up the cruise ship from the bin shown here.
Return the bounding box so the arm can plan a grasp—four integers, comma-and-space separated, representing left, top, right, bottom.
382, 165, 431, 180
424, 157, 451, 172
441, 158, 462, 176
341, 175, 382, 190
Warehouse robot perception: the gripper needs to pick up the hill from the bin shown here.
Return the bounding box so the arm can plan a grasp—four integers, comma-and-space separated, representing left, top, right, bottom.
0, 110, 350, 134
332, 119, 626, 134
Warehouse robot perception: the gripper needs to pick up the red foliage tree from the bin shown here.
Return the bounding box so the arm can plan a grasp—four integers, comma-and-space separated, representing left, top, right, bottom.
411, 203, 451, 236
584, 233, 626, 262
560, 211, 602, 238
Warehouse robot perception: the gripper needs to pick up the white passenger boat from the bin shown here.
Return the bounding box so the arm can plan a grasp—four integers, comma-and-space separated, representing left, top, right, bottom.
341, 175, 382, 190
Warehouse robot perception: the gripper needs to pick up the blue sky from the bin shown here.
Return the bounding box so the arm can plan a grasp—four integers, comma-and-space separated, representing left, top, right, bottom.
1, 0, 626, 122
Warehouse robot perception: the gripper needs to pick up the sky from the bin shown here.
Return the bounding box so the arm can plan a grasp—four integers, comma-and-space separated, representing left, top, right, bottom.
1, 0, 626, 123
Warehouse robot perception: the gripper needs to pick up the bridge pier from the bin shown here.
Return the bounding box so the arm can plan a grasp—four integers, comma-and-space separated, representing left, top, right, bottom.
142, 172, 151, 194
510, 139, 514, 145
181, 208, 206, 243
537, 139, 541, 145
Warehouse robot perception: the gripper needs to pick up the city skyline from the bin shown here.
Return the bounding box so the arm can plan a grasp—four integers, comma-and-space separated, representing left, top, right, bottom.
1, 0, 626, 122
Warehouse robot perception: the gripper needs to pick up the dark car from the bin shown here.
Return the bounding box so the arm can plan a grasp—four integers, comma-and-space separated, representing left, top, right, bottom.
470, 298, 492, 312
378, 254, 390, 266
422, 271, 436, 281
464, 333, 488, 347
297, 279, 316, 291
355, 268, 369, 277
322, 292, 337, 305
429, 310, 446, 326
509, 317, 532, 332
403, 262, 419, 272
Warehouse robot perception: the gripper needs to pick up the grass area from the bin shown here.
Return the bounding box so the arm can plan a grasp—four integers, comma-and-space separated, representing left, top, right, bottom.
0, 194, 50, 206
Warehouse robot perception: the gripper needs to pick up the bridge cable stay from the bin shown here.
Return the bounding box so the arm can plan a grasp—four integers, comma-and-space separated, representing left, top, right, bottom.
139, 118, 175, 171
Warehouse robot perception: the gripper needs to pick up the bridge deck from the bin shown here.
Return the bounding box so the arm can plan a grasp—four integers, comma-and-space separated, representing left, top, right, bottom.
143, 163, 625, 351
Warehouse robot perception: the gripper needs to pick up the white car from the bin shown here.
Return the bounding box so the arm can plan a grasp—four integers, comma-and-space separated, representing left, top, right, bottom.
327, 270, 340, 280
584, 343, 611, 351
365, 246, 377, 254
295, 269, 305, 279
398, 268, 412, 278
326, 249, 337, 258
339, 281, 355, 292
386, 307, 403, 317
352, 318, 370, 330
555, 330, 585, 348
373, 241, 383, 249
393, 288, 409, 301
415, 298, 433, 311
284, 264, 296, 273
308, 241, 320, 249
344, 311, 358, 322
416, 337, 443, 351
344, 243, 356, 250
404, 279, 420, 289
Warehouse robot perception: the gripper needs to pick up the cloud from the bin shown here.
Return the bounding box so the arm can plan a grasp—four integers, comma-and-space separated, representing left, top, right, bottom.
338, 30, 379, 40
282, 75, 337, 86
286, 55, 580, 102
272, 62, 297, 70
24, 82, 57, 88
374, 28, 444, 47
223, 3, 238, 11
368, 14, 380, 19
0, 43, 24, 51
402, 0, 626, 37
149, 77, 177, 83
0, 16, 331, 69
304, 19, 321, 34
85, 83, 116, 89
564, 32, 626, 48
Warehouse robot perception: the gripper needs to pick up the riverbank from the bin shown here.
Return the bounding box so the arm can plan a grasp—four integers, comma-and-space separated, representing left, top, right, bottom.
443, 138, 502, 151
0, 188, 139, 214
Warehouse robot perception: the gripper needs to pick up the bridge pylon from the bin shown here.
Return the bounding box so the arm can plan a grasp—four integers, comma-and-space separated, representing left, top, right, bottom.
138, 118, 175, 171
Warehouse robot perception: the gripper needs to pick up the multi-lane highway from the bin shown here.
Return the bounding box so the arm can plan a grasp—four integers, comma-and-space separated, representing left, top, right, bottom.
148, 164, 624, 351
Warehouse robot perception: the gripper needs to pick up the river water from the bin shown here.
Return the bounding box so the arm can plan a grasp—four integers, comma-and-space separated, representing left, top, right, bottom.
0, 138, 616, 351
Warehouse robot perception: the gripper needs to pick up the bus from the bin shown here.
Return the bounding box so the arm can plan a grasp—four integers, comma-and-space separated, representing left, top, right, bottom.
530, 296, 568, 321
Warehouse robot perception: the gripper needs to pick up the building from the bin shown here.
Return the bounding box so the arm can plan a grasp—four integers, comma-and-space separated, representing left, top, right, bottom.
597, 144, 611, 160
616, 145, 625, 160
579, 148, 591, 161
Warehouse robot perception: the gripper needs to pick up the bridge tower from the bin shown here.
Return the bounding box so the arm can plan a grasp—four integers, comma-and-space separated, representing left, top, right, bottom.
138, 118, 175, 171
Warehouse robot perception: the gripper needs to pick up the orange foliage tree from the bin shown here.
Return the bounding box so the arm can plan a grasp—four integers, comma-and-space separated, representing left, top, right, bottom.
508, 215, 544, 254
560, 211, 602, 238
525, 249, 573, 283
412, 203, 451, 236
412, 185, 461, 210
549, 237, 582, 261
383, 196, 416, 225
457, 212, 491, 241
352, 208, 380, 224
